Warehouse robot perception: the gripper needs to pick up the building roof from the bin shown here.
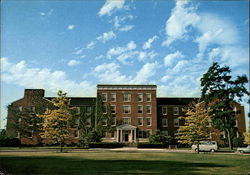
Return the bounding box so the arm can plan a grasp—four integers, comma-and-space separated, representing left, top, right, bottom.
97, 84, 157, 90
157, 97, 200, 105
45, 97, 96, 106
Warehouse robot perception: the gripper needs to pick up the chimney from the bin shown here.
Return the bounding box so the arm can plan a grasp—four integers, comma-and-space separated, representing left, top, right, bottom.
24, 89, 45, 99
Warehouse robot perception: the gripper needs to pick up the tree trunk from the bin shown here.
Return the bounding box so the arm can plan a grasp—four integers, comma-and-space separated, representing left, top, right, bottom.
197, 142, 200, 154
60, 142, 63, 153
226, 129, 233, 150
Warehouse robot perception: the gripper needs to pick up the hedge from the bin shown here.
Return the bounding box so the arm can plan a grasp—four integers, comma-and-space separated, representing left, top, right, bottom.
88, 142, 124, 148
0, 137, 21, 147
137, 142, 164, 148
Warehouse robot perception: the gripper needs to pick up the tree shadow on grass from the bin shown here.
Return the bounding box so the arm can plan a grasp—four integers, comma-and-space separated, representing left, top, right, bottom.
1, 156, 228, 175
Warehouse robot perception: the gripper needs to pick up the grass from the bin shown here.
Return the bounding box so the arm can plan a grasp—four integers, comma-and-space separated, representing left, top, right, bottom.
0, 149, 249, 175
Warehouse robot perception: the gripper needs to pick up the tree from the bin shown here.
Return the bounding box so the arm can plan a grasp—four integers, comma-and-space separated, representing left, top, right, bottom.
177, 102, 212, 153
243, 123, 250, 145
39, 91, 72, 152
200, 62, 249, 149
149, 130, 172, 146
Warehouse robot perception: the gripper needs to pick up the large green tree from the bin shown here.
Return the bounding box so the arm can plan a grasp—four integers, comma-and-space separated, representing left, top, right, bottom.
177, 102, 212, 153
39, 91, 72, 152
200, 62, 249, 149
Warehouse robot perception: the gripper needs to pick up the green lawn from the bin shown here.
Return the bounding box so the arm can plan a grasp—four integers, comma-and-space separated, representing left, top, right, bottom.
0, 149, 249, 175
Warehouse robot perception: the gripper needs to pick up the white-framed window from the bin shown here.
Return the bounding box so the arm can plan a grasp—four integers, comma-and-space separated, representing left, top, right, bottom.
123, 105, 131, 114
44, 107, 49, 114
122, 117, 131, 125
123, 93, 131, 102
174, 118, 179, 127
137, 93, 143, 102
102, 118, 108, 126
162, 106, 167, 115
162, 130, 168, 136
173, 107, 179, 115
137, 105, 143, 114
86, 106, 92, 114
137, 117, 143, 126
76, 107, 81, 115
162, 118, 168, 127
17, 132, 20, 138
138, 130, 144, 138
110, 93, 116, 102
146, 117, 151, 126
111, 117, 116, 126
235, 119, 238, 127
31, 106, 36, 113
86, 117, 91, 127
146, 129, 152, 138
146, 105, 151, 114
101, 93, 107, 102
145, 93, 151, 102
74, 130, 79, 138
18, 106, 23, 112
74, 118, 79, 126
111, 105, 116, 114
103, 105, 107, 114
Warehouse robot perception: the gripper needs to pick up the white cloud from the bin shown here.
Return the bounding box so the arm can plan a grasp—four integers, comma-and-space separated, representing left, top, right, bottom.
67, 25, 75, 30
40, 9, 54, 16
107, 41, 136, 58
0, 58, 95, 96
143, 36, 159, 50
138, 51, 158, 61
164, 51, 185, 67
67, 60, 81, 66
96, 31, 116, 43
119, 25, 134, 32
98, 0, 125, 17
86, 41, 96, 49
114, 15, 134, 28
162, 1, 200, 46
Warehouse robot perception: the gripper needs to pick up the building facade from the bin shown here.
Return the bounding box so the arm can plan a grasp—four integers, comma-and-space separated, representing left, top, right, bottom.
6, 85, 246, 145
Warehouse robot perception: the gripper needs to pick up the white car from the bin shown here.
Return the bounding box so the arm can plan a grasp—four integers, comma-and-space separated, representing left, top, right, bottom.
192, 141, 218, 152
237, 145, 250, 153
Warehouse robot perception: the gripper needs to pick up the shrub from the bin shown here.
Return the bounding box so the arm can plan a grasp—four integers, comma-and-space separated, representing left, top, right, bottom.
149, 130, 172, 146
88, 142, 124, 148
0, 137, 21, 147
233, 137, 244, 147
137, 142, 164, 148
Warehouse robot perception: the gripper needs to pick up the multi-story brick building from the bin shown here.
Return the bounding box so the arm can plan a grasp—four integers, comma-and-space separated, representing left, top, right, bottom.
6, 85, 246, 145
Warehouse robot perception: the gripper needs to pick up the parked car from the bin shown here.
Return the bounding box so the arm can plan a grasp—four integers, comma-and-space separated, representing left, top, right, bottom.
237, 145, 250, 153
192, 141, 218, 152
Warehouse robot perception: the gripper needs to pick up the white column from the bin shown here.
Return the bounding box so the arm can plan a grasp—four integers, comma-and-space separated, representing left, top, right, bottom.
117, 129, 119, 142
135, 129, 137, 142
121, 130, 123, 142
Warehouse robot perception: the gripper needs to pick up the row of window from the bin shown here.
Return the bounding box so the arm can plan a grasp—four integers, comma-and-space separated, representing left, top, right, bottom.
161, 106, 180, 115
101, 93, 152, 102
162, 118, 179, 127
107, 105, 152, 114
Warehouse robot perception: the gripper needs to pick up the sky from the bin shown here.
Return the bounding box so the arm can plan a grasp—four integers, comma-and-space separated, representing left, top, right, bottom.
1, 0, 249, 129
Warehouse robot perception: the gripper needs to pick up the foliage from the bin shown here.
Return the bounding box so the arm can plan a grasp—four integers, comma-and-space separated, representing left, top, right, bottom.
39, 91, 72, 152
88, 142, 124, 148
232, 137, 244, 147
0, 137, 21, 147
149, 130, 172, 146
243, 123, 250, 145
177, 102, 212, 153
200, 62, 249, 149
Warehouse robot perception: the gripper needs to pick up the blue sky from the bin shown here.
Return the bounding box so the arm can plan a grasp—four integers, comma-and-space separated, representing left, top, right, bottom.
1, 0, 249, 129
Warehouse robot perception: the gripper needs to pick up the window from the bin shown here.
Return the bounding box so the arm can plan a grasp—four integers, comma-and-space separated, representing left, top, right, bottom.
146, 130, 152, 138
162, 106, 167, 115
138, 130, 144, 138
74, 118, 79, 126
86, 106, 92, 114
146, 105, 151, 114
18, 118, 22, 123
137, 105, 143, 114
146, 93, 151, 102
122, 117, 131, 124
137, 117, 143, 126
102, 118, 107, 126
86, 117, 91, 126
123, 93, 131, 102
18, 106, 22, 111
27, 131, 33, 138
162, 130, 168, 136
111, 105, 116, 114
101, 93, 107, 102
74, 130, 79, 138
173, 107, 179, 115
123, 105, 131, 114
111, 117, 116, 126
103, 105, 107, 114
44, 107, 49, 114
111, 93, 116, 102
146, 117, 151, 126
235, 119, 238, 127
17, 132, 20, 138
174, 118, 179, 127
31, 106, 36, 113
137, 93, 143, 102
76, 107, 81, 115
162, 118, 168, 127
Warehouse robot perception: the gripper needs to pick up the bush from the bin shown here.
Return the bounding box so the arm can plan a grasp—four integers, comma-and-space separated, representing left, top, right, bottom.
149, 130, 172, 146
137, 142, 164, 148
88, 142, 124, 148
0, 137, 21, 147
233, 137, 244, 147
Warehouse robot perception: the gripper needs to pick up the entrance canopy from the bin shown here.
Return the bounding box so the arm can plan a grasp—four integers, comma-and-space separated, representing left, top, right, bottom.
117, 124, 137, 142
117, 124, 137, 130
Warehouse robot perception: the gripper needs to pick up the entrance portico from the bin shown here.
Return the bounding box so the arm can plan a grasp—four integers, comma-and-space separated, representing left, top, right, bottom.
117, 124, 137, 143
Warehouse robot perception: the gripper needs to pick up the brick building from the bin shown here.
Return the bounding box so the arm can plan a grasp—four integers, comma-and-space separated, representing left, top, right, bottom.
6, 85, 246, 145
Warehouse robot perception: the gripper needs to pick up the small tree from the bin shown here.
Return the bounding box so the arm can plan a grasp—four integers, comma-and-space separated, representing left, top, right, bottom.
177, 102, 212, 153
200, 62, 249, 149
39, 91, 72, 152
149, 130, 172, 146
243, 123, 250, 145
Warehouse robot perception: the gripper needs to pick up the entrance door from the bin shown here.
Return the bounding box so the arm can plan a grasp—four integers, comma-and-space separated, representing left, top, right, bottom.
124, 131, 129, 142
